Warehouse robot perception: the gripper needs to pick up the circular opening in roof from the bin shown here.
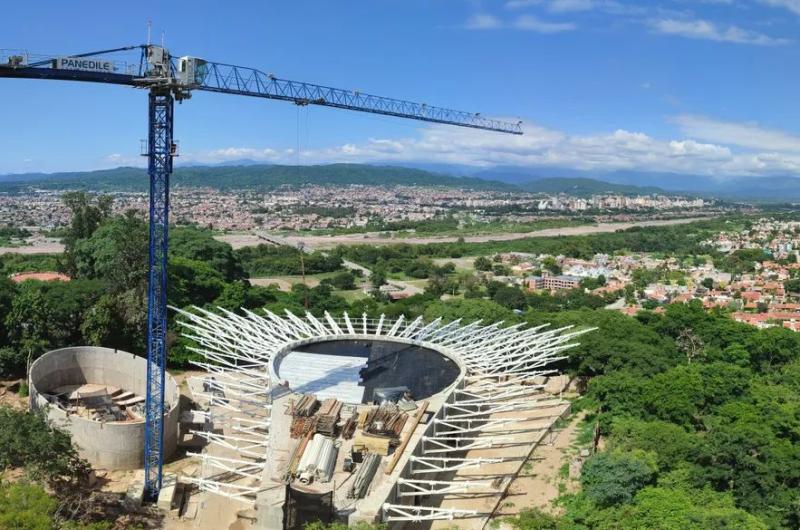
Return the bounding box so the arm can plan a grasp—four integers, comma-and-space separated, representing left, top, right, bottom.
275, 339, 461, 404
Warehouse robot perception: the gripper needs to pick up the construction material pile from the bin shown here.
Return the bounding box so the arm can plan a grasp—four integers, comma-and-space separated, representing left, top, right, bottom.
361, 403, 408, 438
316, 398, 342, 436
289, 394, 319, 439
348, 452, 381, 499
296, 433, 338, 484
45, 384, 144, 422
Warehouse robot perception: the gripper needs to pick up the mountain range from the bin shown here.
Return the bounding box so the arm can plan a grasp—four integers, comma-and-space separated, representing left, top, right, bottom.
1, 162, 800, 202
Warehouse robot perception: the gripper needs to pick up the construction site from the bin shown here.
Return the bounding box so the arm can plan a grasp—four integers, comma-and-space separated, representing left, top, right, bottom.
0, 42, 578, 530
173, 309, 590, 529
29, 346, 180, 471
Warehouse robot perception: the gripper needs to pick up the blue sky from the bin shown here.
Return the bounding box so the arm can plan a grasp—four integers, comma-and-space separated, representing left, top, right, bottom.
3, 0, 800, 177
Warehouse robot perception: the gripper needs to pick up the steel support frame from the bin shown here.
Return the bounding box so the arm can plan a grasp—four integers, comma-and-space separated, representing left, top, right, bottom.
143, 88, 174, 501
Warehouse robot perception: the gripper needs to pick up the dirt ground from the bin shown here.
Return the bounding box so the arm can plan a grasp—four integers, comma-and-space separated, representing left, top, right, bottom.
0, 236, 64, 255
495, 410, 586, 519
214, 217, 713, 252
0, 378, 28, 410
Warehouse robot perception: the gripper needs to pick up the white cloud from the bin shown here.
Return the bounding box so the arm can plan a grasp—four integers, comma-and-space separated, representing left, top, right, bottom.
464, 13, 576, 33
759, 0, 800, 15
505, 0, 543, 8
548, 0, 596, 13
180, 116, 800, 178
514, 15, 577, 32
651, 18, 791, 46
465, 14, 503, 30
673, 114, 800, 152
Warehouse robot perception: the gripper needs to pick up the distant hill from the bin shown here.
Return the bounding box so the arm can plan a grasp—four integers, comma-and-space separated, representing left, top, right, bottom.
519, 177, 665, 196
0, 164, 519, 193
9, 161, 800, 201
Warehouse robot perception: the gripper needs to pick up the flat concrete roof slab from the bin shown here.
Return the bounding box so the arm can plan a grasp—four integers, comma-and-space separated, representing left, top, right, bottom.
279, 351, 367, 403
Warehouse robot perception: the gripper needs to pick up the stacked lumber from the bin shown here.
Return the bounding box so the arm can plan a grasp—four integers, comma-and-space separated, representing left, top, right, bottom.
290, 416, 317, 439
316, 398, 342, 436
291, 394, 318, 417
357, 408, 371, 429
341, 412, 358, 440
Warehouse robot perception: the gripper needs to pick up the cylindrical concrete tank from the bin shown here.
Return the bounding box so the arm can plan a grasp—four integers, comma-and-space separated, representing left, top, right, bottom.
29, 346, 179, 470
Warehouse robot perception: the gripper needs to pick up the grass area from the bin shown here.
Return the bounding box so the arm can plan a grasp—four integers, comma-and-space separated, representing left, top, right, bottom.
432, 257, 477, 273
395, 218, 593, 238
386, 271, 417, 281
0, 237, 28, 247
248, 271, 342, 289
285, 218, 593, 238
334, 289, 369, 302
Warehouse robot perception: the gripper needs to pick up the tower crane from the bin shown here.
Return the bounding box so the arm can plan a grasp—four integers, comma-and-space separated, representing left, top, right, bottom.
0, 44, 522, 500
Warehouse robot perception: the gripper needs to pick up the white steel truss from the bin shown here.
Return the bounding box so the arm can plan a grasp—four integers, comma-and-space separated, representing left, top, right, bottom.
396, 478, 495, 497
422, 435, 513, 453
382, 504, 479, 521
181, 476, 261, 502
410, 456, 503, 474
174, 307, 590, 515
186, 452, 266, 480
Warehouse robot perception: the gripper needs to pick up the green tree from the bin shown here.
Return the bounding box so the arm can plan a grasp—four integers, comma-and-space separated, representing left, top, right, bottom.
61, 192, 114, 276
423, 298, 517, 324
503, 508, 566, 530
0, 482, 57, 530
541, 256, 562, 275
71, 212, 148, 293
784, 278, 800, 294
4, 283, 53, 365
474, 256, 493, 271
580, 450, 657, 507
329, 272, 357, 290
170, 226, 245, 282
0, 406, 89, 485
493, 285, 527, 311
370, 268, 387, 289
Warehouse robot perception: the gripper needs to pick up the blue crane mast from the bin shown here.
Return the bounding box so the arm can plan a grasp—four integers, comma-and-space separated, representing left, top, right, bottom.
0, 44, 522, 500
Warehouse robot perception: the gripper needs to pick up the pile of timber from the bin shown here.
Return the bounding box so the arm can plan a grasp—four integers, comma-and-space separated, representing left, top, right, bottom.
316, 398, 342, 436
365, 404, 408, 438
341, 412, 358, 440
290, 416, 316, 439
291, 394, 318, 417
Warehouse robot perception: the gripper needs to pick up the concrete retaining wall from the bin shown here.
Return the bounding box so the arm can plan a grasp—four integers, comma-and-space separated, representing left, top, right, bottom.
29, 346, 179, 470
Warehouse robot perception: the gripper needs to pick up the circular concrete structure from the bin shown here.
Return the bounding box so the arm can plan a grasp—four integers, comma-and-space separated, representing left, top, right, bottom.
29, 346, 179, 470
273, 337, 464, 404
